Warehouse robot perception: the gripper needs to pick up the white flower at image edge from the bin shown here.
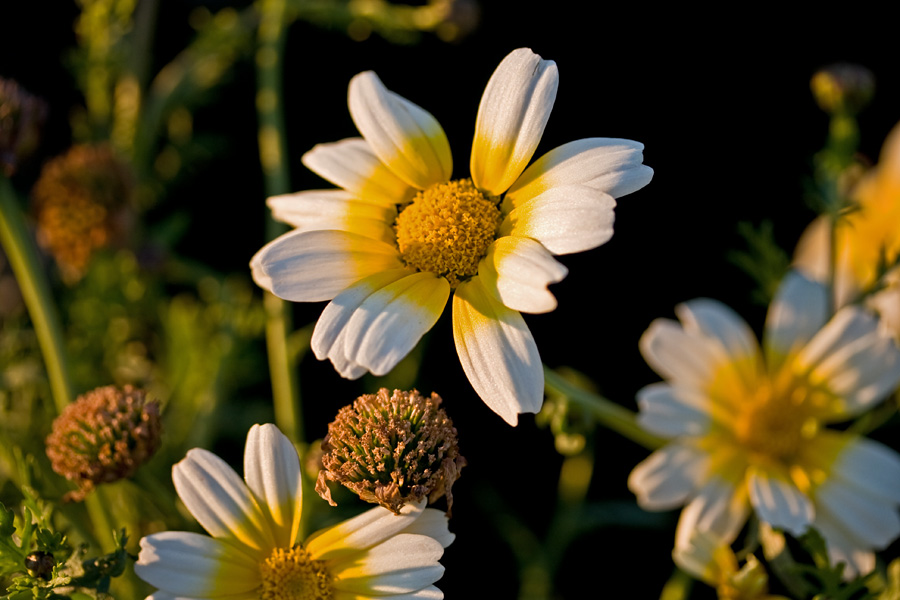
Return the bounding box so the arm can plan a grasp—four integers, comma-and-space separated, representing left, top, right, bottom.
628, 272, 900, 577
135, 424, 453, 599
250, 48, 652, 425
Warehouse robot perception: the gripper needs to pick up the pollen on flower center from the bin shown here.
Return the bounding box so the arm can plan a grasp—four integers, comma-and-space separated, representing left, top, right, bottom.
732, 381, 822, 461
394, 178, 501, 288
259, 545, 334, 600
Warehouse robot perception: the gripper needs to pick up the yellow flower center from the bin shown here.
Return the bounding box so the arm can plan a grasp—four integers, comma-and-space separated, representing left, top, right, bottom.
731, 375, 826, 463
259, 545, 334, 600
394, 178, 501, 287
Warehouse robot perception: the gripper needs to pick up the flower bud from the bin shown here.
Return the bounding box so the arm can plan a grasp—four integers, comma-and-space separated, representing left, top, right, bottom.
0, 77, 47, 176
316, 388, 465, 514
46, 385, 161, 501
811, 63, 875, 115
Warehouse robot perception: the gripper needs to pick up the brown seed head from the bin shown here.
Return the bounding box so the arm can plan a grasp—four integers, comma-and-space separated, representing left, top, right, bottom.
46, 385, 161, 501
0, 77, 48, 176
31, 144, 134, 283
316, 388, 465, 514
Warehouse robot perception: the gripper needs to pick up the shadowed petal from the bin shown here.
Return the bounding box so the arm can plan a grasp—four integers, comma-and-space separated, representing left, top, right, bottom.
478, 236, 568, 314
452, 276, 543, 425
330, 534, 445, 595
628, 442, 709, 510
306, 501, 426, 562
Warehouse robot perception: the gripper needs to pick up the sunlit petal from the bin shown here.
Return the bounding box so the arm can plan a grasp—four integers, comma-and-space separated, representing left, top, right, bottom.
478, 236, 568, 314
243, 424, 302, 549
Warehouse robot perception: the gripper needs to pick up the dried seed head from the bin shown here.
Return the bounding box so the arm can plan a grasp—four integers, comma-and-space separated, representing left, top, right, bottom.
316, 388, 465, 514
46, 385, 161, 501
0, 77, 48, 176
31, 144, 134, 283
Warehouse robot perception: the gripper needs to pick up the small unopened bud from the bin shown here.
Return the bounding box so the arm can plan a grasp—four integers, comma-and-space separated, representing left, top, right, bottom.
31, 144, 134, 283
811, 63, 875, 115
0, 77, 48, 176
24, 551, 55, 580
316, 388, 465, 514
46, 385, 161, 501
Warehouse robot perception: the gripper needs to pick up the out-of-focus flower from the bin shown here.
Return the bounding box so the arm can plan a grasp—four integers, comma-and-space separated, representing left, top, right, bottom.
795, 120, 900, 338
252, 48, 652, 425
136, 423, 453, 599
31, 144, 134, 283
628, 272, 900, 577
674, 530, 788, 600
810, 63, 875, 116
45, 385, 161, 501
316, 388, 465, 514
0, 77, 47, 176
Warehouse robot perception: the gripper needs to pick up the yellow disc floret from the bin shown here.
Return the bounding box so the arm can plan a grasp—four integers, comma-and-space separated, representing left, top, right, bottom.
259, 545, 334, 600
394, 178, 501, 287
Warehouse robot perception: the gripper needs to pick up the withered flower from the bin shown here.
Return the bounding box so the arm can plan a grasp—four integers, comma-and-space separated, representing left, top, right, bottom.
317, 388, 465, 514
31, 144, 134, 283
0, 77, 47, 176
46, 385, 161, 501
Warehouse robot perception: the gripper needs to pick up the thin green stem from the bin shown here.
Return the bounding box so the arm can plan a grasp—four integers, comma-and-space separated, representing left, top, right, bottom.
0, 175, 73, 413
543, 366, 664, 450
255, 0, 302, 445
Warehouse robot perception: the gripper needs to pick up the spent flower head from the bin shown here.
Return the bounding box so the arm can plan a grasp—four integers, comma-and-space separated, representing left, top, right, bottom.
45, 385, 161, 501
810, 63, 875, 116
31, 143, 134, 283
317, 388, 465, 514
0, 77, 47, 176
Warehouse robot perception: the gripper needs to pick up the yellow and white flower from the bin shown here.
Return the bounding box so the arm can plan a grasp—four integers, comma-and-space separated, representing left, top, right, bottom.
795, 120, 900, 337
250, 48, 652, 425
135, 423, 453, 599
628, 272, 900, 577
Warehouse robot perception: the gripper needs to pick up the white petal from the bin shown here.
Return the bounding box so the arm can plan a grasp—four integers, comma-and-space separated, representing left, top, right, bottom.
399, 508, 455, 549
636, 383, 711, 438
243, 424, 302, 550
267, 190, 397, 244
335, 587, 443, 600
628, 443, 709, 511
335, 272, 450, 376
505, 138, 652, 209
746, 466, 814, 536
829, 437, 900, 504
672, 529, 728, 586
764, 271, 829, 368
452, 276, 543, 425
675, 299, 760, 366
301, 137, 415, 206
251, 229, 403, 302
798, 306, 900, 416
348, 72, 451, 189
813, 504, 878, 577
135, 531, 260, 597
478, 236, 568, 313
331, 533, 444, 595
815, 477, 900, 549
498, 185, 616, 255
305, 501, 426, 562
172, 449, 274, 554
674, 478, 750, 549
639, 318, 727, 390
312, 268, 414, 378
471, 48, 558, 196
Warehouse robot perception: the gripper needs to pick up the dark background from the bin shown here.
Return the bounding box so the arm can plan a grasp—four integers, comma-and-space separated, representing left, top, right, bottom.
3, 2, 900, 598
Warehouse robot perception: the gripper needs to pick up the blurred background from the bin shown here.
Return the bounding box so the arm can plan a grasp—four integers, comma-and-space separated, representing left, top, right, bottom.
2, 2, 899, 598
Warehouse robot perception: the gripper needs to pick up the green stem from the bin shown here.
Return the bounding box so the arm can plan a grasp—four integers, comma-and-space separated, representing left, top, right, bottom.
254, 0, 302, 445
0, 175, 73, 413
543, 366, 664, 450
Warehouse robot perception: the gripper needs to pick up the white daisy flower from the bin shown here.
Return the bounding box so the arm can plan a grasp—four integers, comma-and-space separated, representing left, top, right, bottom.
250, 48, 652, 425
628, 272, 900, 577
135, 423, 453, 599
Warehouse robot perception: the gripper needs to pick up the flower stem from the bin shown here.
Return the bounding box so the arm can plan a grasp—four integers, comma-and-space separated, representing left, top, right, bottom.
254, 0, 302, 445
542, 365, 664, 450
0, 175, 73, 413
